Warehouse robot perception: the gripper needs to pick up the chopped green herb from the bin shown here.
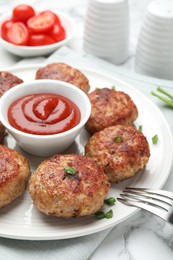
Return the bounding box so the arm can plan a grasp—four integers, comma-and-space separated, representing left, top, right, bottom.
111, 85, 116, 90
105, 209, 113, 219
95, 209, 114, 220
95, 211, 105, 220
152, 134, 158, 144
151, 87, 173, 108
113, 136, 123, 143
104, 197, 116, 206
157, 87, 173, 100
64, 166, 77, 175
138, 125, 143, 132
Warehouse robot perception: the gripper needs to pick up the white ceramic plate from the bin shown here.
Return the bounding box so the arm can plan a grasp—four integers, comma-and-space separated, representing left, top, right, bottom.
0, 65, 172, 240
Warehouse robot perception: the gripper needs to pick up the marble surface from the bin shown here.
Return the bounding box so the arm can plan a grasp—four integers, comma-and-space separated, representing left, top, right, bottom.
0, 1, 173, 260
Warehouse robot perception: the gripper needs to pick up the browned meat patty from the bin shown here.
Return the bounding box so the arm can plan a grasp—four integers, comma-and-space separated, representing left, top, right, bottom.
85, 125, 150, 183
0, 145, 30, 208
85, 88, 138, 134
0, 71, 23, 141
0, 71, 23, 97
28, 154, 110, 218
35, 63, 90, 93
0, 122, 5, 143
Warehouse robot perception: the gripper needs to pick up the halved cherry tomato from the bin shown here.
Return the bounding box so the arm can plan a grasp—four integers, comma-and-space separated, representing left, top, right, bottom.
28, 34, 56, 46
1, 20, 13, 41
6, 22, 29, 45
12, 4, 35, 24
48, 24, 66, 42
40, 10, 61, 25
1, 7, 66, 47
27, 12, 55, 34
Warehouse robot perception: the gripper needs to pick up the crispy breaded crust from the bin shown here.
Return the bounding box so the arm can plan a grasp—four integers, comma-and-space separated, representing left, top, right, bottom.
35, 63, 90, 93
0, 71, 23, 97
85, 125, 150, 183
85, 88, 138, 134
28, 154, 110, 218
0, 145, 30, 208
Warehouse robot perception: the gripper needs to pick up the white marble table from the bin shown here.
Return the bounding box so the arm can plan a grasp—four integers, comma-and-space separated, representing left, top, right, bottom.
0, 1, 173, 260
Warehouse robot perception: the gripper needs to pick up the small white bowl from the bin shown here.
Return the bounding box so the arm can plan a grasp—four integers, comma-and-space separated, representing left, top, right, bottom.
0, 80, 91, 157
0, 10, 75, 57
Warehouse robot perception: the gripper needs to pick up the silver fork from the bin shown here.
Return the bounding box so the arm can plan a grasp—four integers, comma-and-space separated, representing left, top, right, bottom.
117, 187, 173, 224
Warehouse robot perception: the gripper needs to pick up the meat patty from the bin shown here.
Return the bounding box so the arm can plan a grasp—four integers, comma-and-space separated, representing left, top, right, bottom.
85, 125, 150, 183
85, 88, 138, 134
0, 71, 23, 97
0, 145, 30, 208
0, 122, 5, 143
28, 154, 110, 218
0, 71, 23, 141
35, 63, 90, 93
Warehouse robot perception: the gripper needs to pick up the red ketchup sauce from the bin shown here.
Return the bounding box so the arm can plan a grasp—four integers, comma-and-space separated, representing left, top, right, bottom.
8, 93, 81, 135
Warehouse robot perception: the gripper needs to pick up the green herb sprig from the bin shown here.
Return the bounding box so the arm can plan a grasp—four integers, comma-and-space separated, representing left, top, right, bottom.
138, 125, 143, 132
95, 197, 116, 220
152, 134, 158, 144
64, 166, 77, 175
151, 87, 173, 108
104, 197, 116, 206
95, 211, 106, 220
113, 136, 123, 143
95, 209, 113, 220
105, 209, 113, 219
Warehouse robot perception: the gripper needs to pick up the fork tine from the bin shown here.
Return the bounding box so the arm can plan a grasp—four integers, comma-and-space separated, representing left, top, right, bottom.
119, 193, 170, 211
118, 197, 169, 221
123, 189, 173, 206
124, 187, 173, 200
118, 188, 173, 223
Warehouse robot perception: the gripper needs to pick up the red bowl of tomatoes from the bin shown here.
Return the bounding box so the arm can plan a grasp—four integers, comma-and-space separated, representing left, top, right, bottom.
0, 4, 75, 57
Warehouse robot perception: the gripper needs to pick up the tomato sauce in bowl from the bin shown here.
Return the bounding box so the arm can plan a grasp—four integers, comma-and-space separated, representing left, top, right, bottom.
0, 79, 91, 156
8, 93, 81, 135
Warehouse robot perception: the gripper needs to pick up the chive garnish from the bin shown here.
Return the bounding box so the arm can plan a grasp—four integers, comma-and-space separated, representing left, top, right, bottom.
138, 125, 143, 132
111, 85, 116, 90
104, 197, 116, 206
105, 209, 113, 219
95, 209, 114, 220
64, 166, 77, 175
113, 136, 123, 143
157, 87, 173, 100
95, 211, 105, 220
152, 134, 158, 144
151, 87, 173, 108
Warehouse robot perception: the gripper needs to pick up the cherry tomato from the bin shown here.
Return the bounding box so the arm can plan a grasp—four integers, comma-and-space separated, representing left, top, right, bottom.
28, 34, 56, 46
6, 22, 29, 45
12, 4, 35, 23
1, 20, 13, 41
40, 10, 61, 25
27, 12, 55, 34
48, 24, 66, 42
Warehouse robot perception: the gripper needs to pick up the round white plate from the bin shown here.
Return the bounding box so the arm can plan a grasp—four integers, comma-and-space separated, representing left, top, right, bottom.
0, 65, 172, 240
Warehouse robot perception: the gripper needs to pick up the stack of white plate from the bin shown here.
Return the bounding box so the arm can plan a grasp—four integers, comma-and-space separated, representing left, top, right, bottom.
135, 0, 173, 80
83, 0, 129, 65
